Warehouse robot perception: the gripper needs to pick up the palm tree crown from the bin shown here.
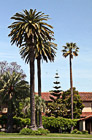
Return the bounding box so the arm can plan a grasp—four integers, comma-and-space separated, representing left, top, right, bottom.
20, 40, 57, 63
8, 9, 54, 48
62, 43, 79, 58
0, 71, 29, 104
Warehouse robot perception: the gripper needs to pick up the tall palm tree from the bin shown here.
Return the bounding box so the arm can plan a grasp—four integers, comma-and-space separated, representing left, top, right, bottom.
0, 71, 29, 133
36, 41, 56, 128
8, 9, 54, 129
62, 43, 79, 130
20, 40, 57, 128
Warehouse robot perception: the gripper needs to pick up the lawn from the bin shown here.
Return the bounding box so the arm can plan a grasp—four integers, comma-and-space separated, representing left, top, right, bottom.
0, 133, 92, 140
0, 138, 91, 140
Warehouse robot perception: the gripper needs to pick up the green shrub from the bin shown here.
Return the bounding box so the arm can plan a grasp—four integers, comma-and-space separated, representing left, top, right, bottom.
13, 117, 30, 132
34, 130, 41, 135
0, 115, 78, 133
71, 129, 88, 134
13, 117, 30, 127
38, 128, 50, 135
19, 128, 49, 135
82, 130, 88, 134
19, 128, 33, 135
71, 129, 78, 134
76, 131, 82, 134
42, 116, 78, 133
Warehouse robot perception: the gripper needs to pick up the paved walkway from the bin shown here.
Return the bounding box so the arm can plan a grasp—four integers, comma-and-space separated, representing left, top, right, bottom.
0, 137, 92, 139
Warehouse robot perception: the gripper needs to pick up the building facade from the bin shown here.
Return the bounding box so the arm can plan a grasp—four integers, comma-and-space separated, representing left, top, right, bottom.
36, 92, 92, 133
1, 92, 92, 133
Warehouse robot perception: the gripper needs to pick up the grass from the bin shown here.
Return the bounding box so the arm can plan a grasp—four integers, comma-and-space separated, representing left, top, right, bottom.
0, 133, 92, 140
0, 138, 91, 140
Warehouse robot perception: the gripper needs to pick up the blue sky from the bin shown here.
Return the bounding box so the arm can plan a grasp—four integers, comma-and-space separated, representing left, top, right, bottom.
0, 0, 92, 92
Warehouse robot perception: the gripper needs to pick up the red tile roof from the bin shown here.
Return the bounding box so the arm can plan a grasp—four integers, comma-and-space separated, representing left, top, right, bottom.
35, 92, 51, 101
80, 112, 92, 118
80, 114, 92, 120
79, 92, 92, 101
35, 92, 92, 118
35, 92, 92, 102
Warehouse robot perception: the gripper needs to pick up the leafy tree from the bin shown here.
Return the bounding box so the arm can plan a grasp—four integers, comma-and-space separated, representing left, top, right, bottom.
8, 9, 54, 129
46, 72, 64, 117
62, 88, 84, 119
50, 72, 62, 101
0, 61, 26, 77
20, 95, 46, 127
46, 88, 84, 118
62, 43, 79, 121
0, 71, 29, 132
17, 97, 30, 118
46, 98, 67, 117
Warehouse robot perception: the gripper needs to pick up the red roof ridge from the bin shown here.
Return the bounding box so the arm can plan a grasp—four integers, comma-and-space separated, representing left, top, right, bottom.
80, 115, 92, 121
35, 92, 92, 102
79, 92, 92, 93
35, 92, 50, 94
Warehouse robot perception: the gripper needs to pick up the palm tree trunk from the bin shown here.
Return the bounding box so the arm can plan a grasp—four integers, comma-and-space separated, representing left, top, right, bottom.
37, 57, 43, 128
7, 99, 13, 133
70, 54, 73, 131
35, 107, 38, 127
30, 46, 36, 130
37, 57, 41, 97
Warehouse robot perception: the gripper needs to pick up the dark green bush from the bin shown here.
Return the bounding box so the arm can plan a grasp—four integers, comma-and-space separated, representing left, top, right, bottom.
19, 128, 33, 135
19, 128, 49, 135
76, 131, 82, 134
13, 117, 30, 132
34, 130, 41, 135
38, 128, 50, 135
42, 116, 78, 133
0, 116, 30, 132
71, 129, 88, 134
0, 115, 78, 133
82, 130, 88, 134
13, 117, 30, 127
71, 129, 78, 134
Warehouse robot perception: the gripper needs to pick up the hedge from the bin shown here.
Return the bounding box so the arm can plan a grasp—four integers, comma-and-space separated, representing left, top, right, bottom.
0, 115, 78, 133
42, 116, 78, 132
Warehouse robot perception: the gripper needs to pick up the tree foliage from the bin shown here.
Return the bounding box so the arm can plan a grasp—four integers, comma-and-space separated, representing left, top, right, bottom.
0, 71, 29, 132
43, 116, 78, 133
50, 72, 62, 101
46, 98, 67, 117
62, 88, 84, 119
62, 43, 79, 58
18, 95, 46, 118
0, 61, 26, 78
46, 87, 84, 118
46, 72, 63, 117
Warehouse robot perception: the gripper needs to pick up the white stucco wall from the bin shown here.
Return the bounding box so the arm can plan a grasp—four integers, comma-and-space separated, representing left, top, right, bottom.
82, 102, 92, 112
